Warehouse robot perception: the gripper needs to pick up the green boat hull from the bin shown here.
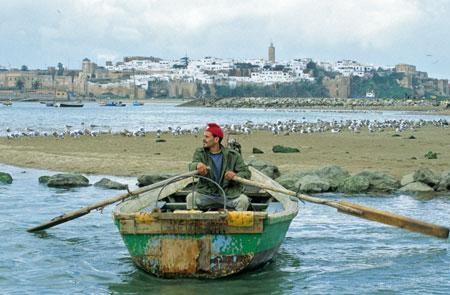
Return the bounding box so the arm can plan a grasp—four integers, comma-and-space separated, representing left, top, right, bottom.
113, 167, 299, 278
115, 214, 296, 278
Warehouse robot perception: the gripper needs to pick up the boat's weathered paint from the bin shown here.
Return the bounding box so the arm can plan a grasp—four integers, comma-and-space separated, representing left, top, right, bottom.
112, 167, 299, 278
115, 213, 295, 278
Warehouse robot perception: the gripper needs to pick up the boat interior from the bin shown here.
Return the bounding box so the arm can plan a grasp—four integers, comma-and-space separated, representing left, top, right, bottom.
114, 167, 297, 216
148, 185, 284, 214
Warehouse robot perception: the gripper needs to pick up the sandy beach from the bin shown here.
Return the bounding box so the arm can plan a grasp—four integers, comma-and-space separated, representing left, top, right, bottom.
1, 126, 449, 178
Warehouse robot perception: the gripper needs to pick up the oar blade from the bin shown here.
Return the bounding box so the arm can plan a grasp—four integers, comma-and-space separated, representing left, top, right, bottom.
27, 170, 199, 233
338, 200, 449, 239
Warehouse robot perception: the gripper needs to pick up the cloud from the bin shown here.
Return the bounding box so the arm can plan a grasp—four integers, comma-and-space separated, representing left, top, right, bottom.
0, 0, 449, 77
62, 0, 423, 49
286, 0, 421, 48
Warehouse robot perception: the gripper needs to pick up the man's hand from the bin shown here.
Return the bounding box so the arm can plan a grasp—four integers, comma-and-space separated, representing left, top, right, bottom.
196, 162, 208, 176
224, 170, 236, 181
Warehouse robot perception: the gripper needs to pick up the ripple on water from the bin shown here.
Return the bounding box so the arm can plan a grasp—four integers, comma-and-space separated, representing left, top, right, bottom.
0, 164, 449, 294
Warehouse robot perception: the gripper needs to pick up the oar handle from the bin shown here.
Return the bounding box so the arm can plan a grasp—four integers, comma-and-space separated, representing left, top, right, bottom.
234, 176, 361, 213
234, 175, 334, 205
233, 175, 449, 239
27, 170, 198, 232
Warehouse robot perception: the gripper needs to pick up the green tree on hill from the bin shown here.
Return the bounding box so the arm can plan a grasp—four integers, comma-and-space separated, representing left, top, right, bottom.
215, 81, 329, 98
305, 62, 339, 83
32, 80, 41, 90
15, 79, 25, 90
57, 62, 64, 76
350, 71, 413, 98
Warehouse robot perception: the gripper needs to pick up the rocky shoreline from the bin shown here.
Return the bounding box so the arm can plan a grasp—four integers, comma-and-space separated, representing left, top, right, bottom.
251, 162, 450, 195
1, 163, 449, 196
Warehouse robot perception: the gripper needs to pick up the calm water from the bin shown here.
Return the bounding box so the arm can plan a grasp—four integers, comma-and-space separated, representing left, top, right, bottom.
0, 163, 449, 294
1, 102, 450, 136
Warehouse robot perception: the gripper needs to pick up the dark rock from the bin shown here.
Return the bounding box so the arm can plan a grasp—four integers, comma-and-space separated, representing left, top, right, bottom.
47, 173, 90, 188
155, 139, 167, 143
315, 165, 350, 191
137, 173, 176, 187
247, 159, 280, 179
276, 171, 315, 191
94, 178, 127, 190
392, 134, 401, 137
38, 175, 51, 184
407, 135, 416, 139
399, 182, 434, 193
400, 173, 414, 186
297, 175, 330, 193
339, 175, 370, 193
424, 151, 437, 159
0, 172, 13, 184
413, 168, 440, 187
272, 145, 300, 153
252, 147, 264, 154
437, 171, 450, 191
354, 171, 400, 193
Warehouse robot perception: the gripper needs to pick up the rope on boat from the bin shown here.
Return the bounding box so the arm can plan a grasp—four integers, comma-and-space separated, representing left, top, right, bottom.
156, 174, 228, 210
126, 185, 138, 196
295, 183, 306, 205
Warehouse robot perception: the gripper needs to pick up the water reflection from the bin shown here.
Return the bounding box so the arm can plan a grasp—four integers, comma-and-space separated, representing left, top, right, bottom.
107, 255, 300, 295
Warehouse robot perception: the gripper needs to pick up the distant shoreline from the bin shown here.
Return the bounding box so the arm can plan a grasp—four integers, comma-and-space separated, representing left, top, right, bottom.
178, 98, 450, 115
4, 97, 450, 115
0, 98, 189, 104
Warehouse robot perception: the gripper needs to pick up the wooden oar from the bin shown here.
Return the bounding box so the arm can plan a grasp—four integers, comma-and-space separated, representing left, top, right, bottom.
27, 171, 198, 233
233, 175, 449, 239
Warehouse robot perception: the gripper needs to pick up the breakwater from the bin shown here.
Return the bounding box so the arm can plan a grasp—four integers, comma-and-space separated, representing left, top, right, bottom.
181, 97, 450, 111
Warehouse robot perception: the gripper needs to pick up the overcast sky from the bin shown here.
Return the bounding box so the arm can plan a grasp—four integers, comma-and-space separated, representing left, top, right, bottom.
1, 0, 449, 78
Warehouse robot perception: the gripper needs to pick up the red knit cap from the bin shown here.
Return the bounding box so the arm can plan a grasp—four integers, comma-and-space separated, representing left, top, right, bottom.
206, 123, 224, 139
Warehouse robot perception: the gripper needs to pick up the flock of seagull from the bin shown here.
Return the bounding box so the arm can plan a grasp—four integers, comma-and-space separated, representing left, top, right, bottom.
2, 119, 448, 140
226, 119, 449, 135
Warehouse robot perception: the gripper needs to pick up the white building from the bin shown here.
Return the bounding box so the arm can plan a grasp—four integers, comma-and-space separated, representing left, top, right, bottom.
107, 59, 177, 72
242, 59, 266, 68
188, 57, 234, 72
333, 60, 374, 77
250, 69, 295, 84
97, 55, 394, 90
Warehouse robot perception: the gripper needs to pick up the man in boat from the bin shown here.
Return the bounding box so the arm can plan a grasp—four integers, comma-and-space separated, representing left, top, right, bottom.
187, 123, 251, 211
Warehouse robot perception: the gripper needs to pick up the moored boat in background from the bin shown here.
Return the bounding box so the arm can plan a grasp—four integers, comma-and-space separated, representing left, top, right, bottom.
59, 102, 84, 107
2, 99, 13, 106
100, 101, 126, 107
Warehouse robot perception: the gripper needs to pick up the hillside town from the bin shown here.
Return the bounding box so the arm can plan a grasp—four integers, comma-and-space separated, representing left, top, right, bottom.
0, 43, 449, 101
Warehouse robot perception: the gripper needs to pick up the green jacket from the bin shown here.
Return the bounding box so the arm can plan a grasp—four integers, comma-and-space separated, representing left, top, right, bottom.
188, 146, 251, 198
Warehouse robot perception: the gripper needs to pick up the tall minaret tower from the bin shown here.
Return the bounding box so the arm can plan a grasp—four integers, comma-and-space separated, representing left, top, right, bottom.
268, 42, 275, 64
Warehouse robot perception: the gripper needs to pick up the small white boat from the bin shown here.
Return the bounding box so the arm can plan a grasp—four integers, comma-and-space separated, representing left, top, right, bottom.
2, 100, 12, 106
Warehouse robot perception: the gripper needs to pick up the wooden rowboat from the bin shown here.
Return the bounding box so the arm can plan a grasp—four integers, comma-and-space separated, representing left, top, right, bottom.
112, 167, 299, 278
